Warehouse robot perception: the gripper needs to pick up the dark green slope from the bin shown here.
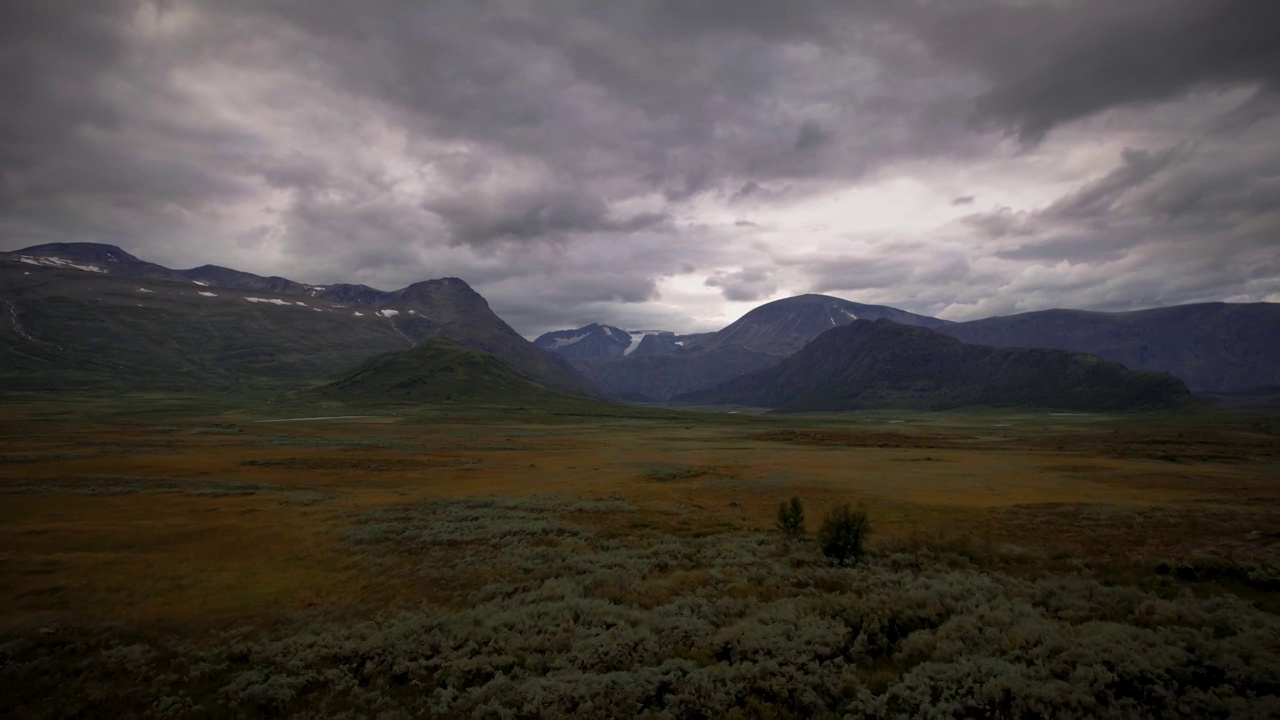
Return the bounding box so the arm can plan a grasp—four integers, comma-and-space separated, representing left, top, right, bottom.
941, 303, 1280, 393
318, 337, 571, 404
579, 345, 783, 402
676, 320, 1192, 412
0, 244, 597, 397
388, 278, 592, 397
0, 277, 408, 392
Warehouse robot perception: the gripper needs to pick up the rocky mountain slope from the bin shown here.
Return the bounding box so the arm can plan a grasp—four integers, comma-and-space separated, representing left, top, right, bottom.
534, 324, 709, 361
545, 294, 951, 401
0, 243, 596, 396
677, 320, 1192, 412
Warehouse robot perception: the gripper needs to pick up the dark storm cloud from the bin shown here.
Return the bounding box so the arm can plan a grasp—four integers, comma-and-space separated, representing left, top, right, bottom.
0, 2, 131, 168
1212, 87, 1280, 135
793, 250, 978, 299
961, 208, 1037, 240
1042, 146, 1184, 221
1, 0, 1277, 333
704, 268, 776, 302
1135, 153, 1280, 223
794, 121, 829, 153
425, 189, 669, 247
227, 0, 997, 205
905, 0, 1280, 140
969, 133, 1279, 258
964, 132, 1280, 318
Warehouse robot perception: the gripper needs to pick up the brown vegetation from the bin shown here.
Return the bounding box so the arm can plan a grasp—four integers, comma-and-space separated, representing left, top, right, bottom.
1, 400, 1278, 716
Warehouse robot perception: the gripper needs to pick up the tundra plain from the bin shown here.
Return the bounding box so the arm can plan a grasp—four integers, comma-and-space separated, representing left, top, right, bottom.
2, 395, 1279, 717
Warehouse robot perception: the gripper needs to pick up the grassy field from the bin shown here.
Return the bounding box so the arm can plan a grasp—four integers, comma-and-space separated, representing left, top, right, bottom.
2, 395, 1279, 717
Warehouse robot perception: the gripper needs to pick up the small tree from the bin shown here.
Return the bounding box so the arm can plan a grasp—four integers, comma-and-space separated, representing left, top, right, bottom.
776, 496, 806, 539
818, 503, 869, 565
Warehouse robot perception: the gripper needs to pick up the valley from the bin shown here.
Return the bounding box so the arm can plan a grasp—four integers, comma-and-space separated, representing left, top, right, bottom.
7, 2, 1278, 715
2, 393, 1279, 716
4, 243, 1280, 717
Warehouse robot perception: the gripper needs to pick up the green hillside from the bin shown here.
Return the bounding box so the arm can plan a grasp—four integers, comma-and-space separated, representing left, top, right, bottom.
0, 245, 597, 397
678, 320, 1193, 412
318, 337, 575, 405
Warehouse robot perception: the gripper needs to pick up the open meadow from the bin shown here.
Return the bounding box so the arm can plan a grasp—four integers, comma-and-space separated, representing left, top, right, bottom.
3, 395, 1279, 718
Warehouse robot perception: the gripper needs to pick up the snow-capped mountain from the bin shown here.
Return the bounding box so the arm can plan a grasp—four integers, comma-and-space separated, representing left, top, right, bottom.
533, 324, 699, 360
538, 294, 952, 401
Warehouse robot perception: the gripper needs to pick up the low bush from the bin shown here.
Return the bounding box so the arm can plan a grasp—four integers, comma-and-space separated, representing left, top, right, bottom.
818, 503, 870, 565
2, 496, 1277, 718
777, 496, 806, 540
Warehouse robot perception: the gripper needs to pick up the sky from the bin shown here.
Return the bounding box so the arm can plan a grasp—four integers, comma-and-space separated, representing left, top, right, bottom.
3, 1, 1278, 338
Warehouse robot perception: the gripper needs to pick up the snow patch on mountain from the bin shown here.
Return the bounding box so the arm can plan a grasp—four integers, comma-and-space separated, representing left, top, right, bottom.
192, 280, 209, 287
245, 297, 291, 306
552, 333, 588, 348
18, 256, 106, 273
198, 291, 217, 297
378, 309, 399, 317
624, 330, 660, 356
136, 287, 154, 293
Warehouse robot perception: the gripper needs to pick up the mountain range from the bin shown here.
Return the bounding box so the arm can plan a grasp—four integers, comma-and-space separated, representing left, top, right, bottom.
0, 243, 593, 397
545, 295, 951, 401
938, 304, 1280, 394
540, 295, 1280, 404
3, 242, 1276, 412
676, 320, 1191, 412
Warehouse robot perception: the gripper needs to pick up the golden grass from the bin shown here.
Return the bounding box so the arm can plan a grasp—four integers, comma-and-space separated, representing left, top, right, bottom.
2, 400, 1277, 629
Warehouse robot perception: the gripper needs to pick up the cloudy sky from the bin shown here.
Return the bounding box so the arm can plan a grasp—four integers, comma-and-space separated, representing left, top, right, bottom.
3, 1, 1278, 337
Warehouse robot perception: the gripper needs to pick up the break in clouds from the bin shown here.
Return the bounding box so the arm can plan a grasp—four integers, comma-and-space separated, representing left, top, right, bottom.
2, 0, 1278, 336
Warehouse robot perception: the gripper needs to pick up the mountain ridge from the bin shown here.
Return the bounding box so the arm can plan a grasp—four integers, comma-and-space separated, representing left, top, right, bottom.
1, 242, 598, 397
541, 293, 955, 401
943, 303, 1280, 393
677, 319, 1193, 412
7, 241, 1277, 407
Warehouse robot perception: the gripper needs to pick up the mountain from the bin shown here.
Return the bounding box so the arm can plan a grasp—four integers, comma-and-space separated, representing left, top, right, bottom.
181, 264, 312, 296
630, 331, 710, 356
677, 320, 1192, 412
941, 303, 1280, 393
545, 294, 951, 401
534, 324, 633, 360
694, 294, 951, 355
0, 243, 597, 397
319, 337, 572, 404
583, 344, 783, 403
533, 324, 704, 361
